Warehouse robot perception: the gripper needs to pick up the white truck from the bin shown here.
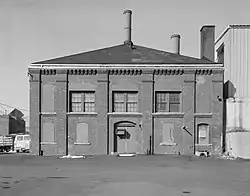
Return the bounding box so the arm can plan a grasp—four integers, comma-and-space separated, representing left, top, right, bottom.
0, 135, 13, 152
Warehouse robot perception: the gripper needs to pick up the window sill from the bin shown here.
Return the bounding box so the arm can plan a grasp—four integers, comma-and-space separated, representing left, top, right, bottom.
160, 142, 177, 146
41, 142, 56, 145
74, 142, 91, 145
194, 113, 213, 118
67, 112, 98, 116
108, 112, 143, 117
195, 144, 212, 146
153, 112, 184, 118
40, 112, 57, 115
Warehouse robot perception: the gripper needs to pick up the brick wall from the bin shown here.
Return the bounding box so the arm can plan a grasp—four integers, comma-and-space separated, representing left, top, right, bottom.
29, 67, 223, 156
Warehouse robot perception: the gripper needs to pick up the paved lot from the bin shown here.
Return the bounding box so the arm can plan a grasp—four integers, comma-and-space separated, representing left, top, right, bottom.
0, 154, 250, 196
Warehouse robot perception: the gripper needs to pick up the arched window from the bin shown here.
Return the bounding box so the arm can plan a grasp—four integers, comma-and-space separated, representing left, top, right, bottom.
76, 123, 89, 144
42, 84, 55, 112
42, 122, 55, 143
197, 123, 209, 145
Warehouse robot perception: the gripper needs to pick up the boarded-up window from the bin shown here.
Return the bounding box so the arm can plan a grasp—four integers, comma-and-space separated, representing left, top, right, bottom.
161, 123, 174, 144
197, 124, 209, 144
42, 84, 55, 112
76, 123, 89, 144
42, 122, 55, 143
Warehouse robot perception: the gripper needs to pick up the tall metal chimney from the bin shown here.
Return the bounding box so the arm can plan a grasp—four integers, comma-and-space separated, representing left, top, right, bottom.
171, 34, 181, 54
200, 25, 215, 61
123, 10, 132, 45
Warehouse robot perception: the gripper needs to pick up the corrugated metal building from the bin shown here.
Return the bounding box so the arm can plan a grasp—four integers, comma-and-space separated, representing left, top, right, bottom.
215, 25, 250, 158
28, 10, 224, 156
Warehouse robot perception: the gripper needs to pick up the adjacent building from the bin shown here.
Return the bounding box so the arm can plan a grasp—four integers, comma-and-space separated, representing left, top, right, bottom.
28, 10, 224, 156
0, 108, 26, 136
215, 25, 250, 158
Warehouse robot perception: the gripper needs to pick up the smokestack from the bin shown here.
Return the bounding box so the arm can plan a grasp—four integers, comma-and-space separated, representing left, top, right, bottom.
200, 25, 215, 61
170, 34, 181, 54
123, 10, 132, 45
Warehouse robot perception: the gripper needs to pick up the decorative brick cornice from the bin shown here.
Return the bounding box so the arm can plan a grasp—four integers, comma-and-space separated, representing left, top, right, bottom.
195, 69, 212, 75
41, 69, 56, 75
68, 69, 97, 75
108, 69, 142, 75
153, 69, 184, 75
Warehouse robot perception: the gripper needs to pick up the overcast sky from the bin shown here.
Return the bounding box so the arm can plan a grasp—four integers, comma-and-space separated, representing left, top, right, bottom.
0, 0, 249, 119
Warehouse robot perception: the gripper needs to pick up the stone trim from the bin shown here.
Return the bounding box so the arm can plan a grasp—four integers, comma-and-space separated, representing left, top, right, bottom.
40, 112, 57, 116
152, 112, 185, 118
160, 142, 177, 146
66, 112, 98, 117
194, 113, 213, 118
74, 142, 91, 145
108, 112, 143, 118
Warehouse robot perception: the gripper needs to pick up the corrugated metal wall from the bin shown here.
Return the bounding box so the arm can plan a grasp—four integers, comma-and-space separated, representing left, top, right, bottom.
217, 28, 250, 99
216, 27, 250, 158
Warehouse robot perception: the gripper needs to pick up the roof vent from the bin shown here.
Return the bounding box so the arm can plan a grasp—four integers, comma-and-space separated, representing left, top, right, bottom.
123, 10, 133, 46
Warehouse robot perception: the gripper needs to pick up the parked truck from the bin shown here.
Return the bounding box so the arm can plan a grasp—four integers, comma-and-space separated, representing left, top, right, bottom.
0, 135, 13, 152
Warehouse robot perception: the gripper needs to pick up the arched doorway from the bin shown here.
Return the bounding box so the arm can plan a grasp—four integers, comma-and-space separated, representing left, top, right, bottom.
114, 121, 137, 154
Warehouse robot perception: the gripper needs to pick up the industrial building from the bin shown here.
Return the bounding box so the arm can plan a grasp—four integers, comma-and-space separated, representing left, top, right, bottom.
28, 10, 223, 156
0, 108, 26, 136
215, 25, 250, 159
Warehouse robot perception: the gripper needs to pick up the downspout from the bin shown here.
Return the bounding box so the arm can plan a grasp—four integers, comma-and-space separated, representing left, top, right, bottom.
193, 73, 197, 154
151, 73, 155, 155
107, 71, 110, 155
38, 69, 42, 156
65, 70, 69, 155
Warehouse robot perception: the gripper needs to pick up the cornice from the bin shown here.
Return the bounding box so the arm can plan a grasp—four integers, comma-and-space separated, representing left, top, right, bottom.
108, 69, 142, 75
68, 69, 97, 75
195, 69, 212, 75
153, 69, 184, 75
41, 69, 56, 75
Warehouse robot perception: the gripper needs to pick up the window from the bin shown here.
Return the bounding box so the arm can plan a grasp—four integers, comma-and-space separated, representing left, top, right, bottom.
42, 122, 55, 143
155, 92, 180, 112
197, 124, 209, 145
70, 92, 95, 112
113, 92, 138, 112
160, 123, 175, 145
76, 123, 89, 144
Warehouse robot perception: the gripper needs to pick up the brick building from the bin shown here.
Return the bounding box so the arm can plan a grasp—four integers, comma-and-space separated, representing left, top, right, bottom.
28, 10, 223, 156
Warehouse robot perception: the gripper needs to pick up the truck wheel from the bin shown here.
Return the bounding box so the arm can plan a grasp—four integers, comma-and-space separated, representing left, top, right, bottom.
16, 150, 19, 153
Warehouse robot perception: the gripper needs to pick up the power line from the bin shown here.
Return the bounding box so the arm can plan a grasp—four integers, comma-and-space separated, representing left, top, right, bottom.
0, 101, 30, 112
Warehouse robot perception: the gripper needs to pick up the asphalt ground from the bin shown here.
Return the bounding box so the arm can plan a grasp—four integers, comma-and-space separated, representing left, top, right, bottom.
0, 154, 250, 196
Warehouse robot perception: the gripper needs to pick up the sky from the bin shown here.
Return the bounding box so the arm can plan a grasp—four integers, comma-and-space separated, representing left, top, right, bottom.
0, 0, 249, 122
